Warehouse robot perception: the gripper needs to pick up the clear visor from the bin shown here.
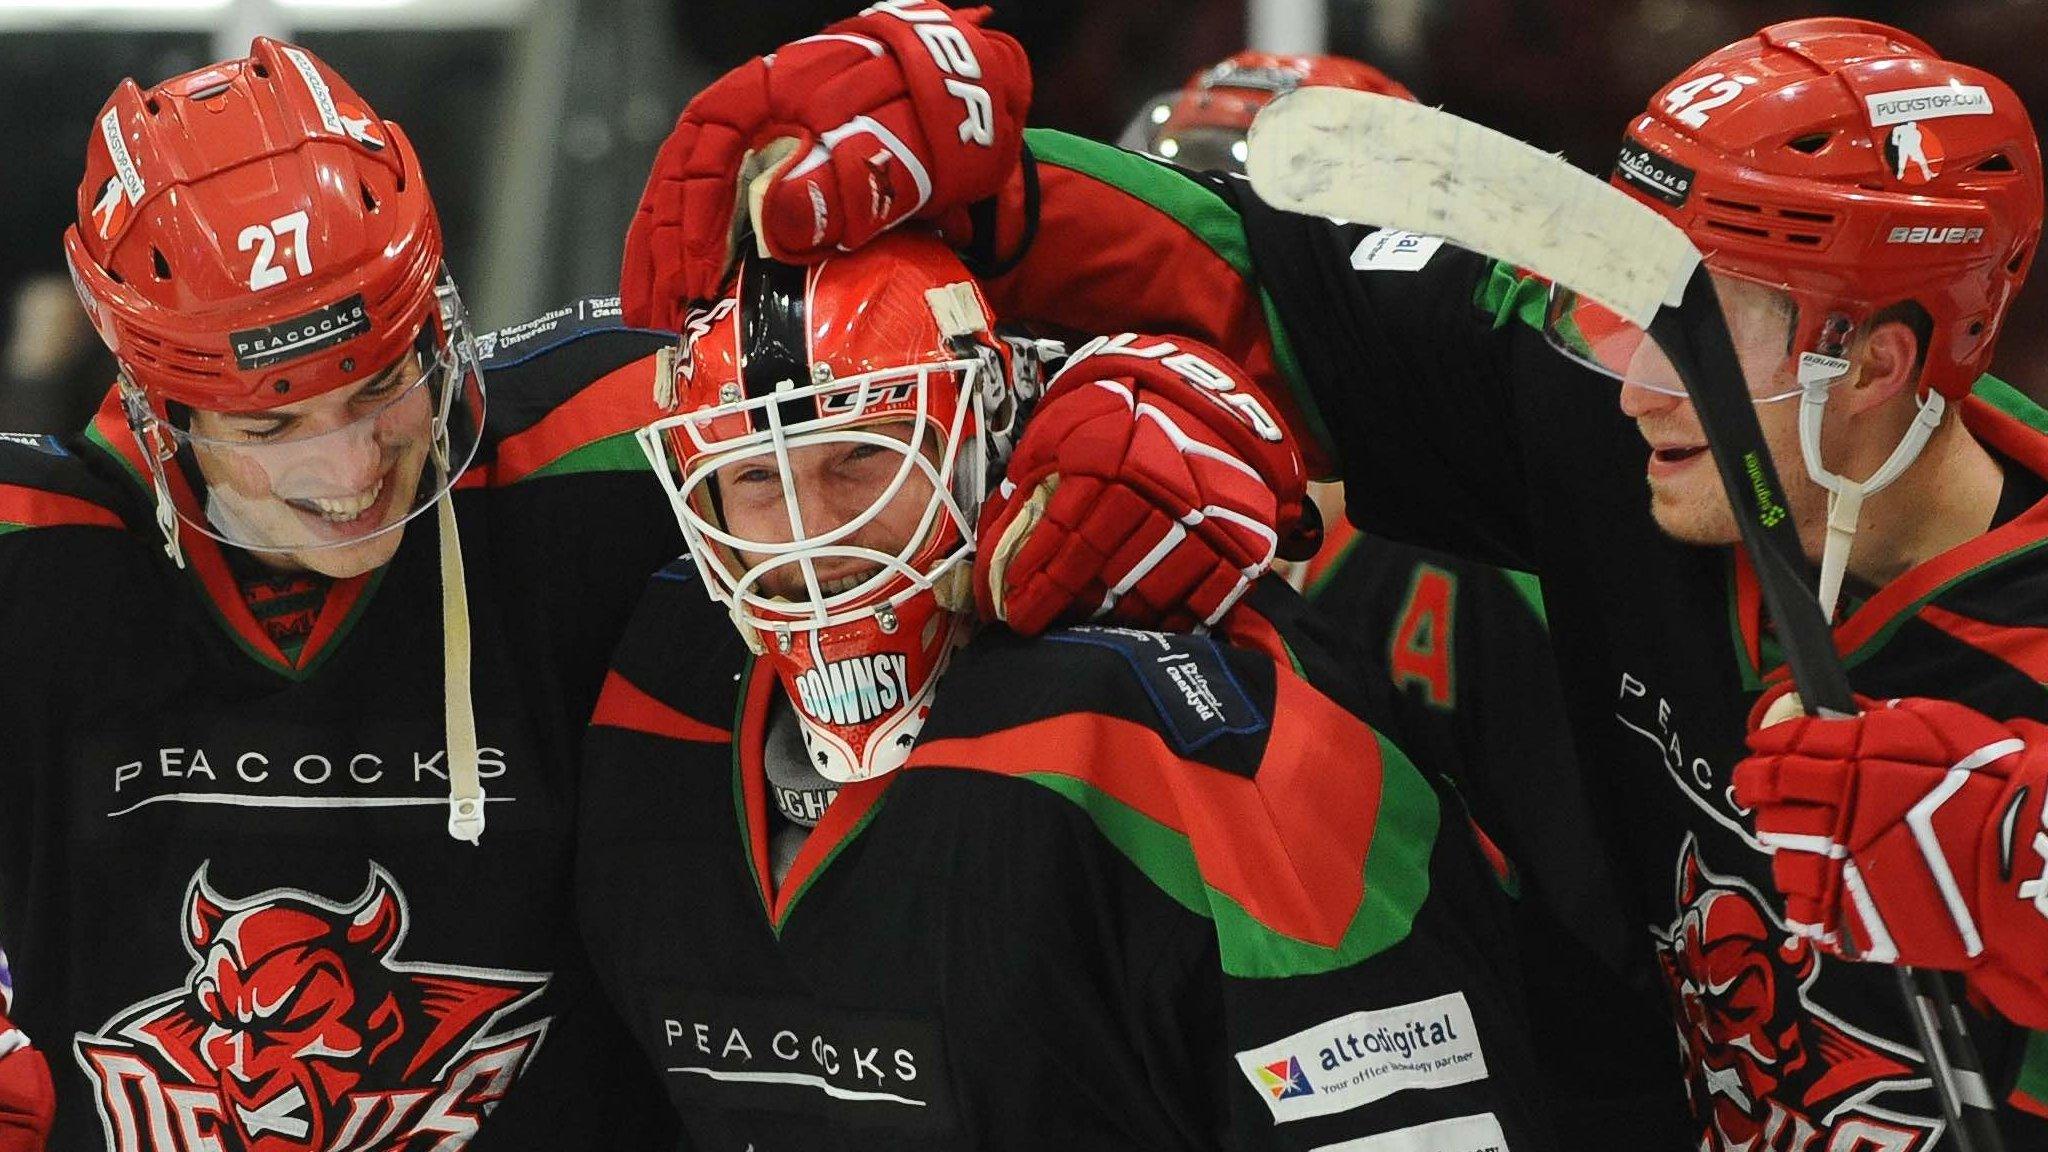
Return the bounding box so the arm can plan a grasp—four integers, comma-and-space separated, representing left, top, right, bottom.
128, 280, 487, 555
637, 360, 987, 634
1544, 268, 1864, 403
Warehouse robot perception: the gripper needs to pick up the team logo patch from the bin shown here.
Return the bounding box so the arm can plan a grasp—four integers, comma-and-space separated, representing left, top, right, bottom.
75, 864, 551, 1152
1616, 136, 1695, 208
1653, 837, 1939, 1152
1234, 992, 1488, 1124
1884, 122, 1945, 186
230, 295, 370, 372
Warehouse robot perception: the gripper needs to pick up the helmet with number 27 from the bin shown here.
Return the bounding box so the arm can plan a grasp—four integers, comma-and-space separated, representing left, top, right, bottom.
63, 37, 485, 578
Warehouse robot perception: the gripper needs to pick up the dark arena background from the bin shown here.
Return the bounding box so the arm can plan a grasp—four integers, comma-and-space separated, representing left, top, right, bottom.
5, 0, 2047, 429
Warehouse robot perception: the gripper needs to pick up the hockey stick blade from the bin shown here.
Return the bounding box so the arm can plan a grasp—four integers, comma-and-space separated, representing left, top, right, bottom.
1246, 88, 1699, 329
1249, 87, 2005, 1152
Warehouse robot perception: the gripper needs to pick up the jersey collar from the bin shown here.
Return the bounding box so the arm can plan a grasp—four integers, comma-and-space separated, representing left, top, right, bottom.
84, 388, 385, 680
1731, 377, 2048, 688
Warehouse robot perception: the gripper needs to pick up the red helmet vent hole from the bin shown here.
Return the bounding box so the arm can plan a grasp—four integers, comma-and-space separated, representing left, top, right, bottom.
252, 62, 270, 79
1706, 220, 1771, 240
1704, 196, 1762, 214
1974, 153, 2016, 173
1787, 133, 1832, 155
1969, 321, 1986, 336
150, 248, 171, 281
360, 182, 380, 213
2009, 246, 2030, 274
144, 97, 160, 115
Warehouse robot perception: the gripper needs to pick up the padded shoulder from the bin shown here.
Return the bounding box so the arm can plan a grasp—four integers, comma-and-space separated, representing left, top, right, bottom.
910, 621, 1441, 979
477, 297, 674, 485
0, 433, 130, 534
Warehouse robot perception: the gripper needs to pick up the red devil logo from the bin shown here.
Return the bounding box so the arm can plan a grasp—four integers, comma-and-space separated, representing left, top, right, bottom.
1653, 837, 1939, 1152
77, 864, 550, 1152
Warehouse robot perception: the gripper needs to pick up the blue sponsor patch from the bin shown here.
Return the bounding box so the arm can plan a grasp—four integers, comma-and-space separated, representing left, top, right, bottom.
474, 295, 628, 367
0, 432, 68, 456
1047, 625, 1266, 753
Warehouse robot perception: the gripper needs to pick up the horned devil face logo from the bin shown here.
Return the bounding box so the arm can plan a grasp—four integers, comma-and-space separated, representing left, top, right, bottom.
77, 864, 551, 1152
1652, 838, 1937, 1152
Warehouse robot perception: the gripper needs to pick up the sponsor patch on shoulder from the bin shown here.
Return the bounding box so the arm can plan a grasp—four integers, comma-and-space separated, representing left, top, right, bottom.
1350, 229, 1445, 273
0, 432, 67, 456
1047, 626, 1265, 753
477, 295, 626, 365
1310, 1113, 1509, 1152
1236, 992, 1488, 1124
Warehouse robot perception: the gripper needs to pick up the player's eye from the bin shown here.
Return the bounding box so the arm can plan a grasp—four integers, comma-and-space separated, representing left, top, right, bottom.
220, 416, 293, 441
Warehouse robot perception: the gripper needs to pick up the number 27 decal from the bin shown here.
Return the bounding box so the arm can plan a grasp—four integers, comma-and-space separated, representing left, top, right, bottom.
238, 210, 313, 290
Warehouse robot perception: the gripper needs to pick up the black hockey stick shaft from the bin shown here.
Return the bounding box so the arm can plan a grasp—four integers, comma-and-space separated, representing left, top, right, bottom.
1648, 267, 2004, 1152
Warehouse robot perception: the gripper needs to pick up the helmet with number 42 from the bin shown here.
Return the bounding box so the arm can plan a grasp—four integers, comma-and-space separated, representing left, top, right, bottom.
63, 37, 485, 574
1549, 17, 2042, 405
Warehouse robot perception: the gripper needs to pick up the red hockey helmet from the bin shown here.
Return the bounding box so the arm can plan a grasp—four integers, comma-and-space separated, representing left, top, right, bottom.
1122, 51, 1415, 172
638, 231, 1017, 781
63, 38, 485, 561
1551, 18, 2042, 403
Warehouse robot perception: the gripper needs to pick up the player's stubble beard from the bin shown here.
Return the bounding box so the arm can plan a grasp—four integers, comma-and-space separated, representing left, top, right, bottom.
1635, 390, 1830, 557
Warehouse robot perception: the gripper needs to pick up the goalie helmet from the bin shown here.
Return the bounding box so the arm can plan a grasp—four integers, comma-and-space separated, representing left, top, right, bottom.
1121, 51, 1415, 173
638, 231, 1017, 782
63, 37, 485, 561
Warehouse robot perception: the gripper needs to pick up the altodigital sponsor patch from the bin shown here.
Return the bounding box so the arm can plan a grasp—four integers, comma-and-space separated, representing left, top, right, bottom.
1236, 992, 1488, 1124
1350, 230, 1446, 273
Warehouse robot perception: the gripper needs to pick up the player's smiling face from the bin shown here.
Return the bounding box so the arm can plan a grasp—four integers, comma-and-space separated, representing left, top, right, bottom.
186, 350, 434, 578
713, 420, 936, 602
1615, 302, 1826, 550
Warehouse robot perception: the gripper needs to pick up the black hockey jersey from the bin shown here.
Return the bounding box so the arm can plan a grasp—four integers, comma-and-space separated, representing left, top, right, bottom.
969, 129, 2048, 1149
1299, 524, 1685, 1143
577, 571, 1546, 1151
0, 299, 685, 1152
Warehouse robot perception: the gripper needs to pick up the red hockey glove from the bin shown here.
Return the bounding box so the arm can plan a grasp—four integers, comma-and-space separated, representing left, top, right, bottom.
977, 334, 1309, 635
0, 954, 54, 1152
1733, 691, 2048, 1029
621, 1, 1031, 330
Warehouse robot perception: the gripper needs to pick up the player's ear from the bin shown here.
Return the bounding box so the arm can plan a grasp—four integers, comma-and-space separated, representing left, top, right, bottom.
1840, 314, 1922, 417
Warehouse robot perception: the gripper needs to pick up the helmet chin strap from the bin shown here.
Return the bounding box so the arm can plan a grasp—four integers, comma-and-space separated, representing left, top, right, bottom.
431, 424, 485, 844
1797, 353, 1945, 622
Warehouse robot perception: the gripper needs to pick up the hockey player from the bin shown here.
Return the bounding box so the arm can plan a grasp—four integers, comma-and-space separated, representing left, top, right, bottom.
0, 951, 51, 1152
1117, 49, 1677, 1143
619, 9, 2048, 1146
578, 229, 1546, 1150
1118, 51, 1413, 171
8, 40, 684, 1150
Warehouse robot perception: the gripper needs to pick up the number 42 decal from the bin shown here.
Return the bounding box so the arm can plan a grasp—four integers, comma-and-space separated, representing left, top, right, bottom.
1661, 72, 1759, 129
238, 209, 312, 290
